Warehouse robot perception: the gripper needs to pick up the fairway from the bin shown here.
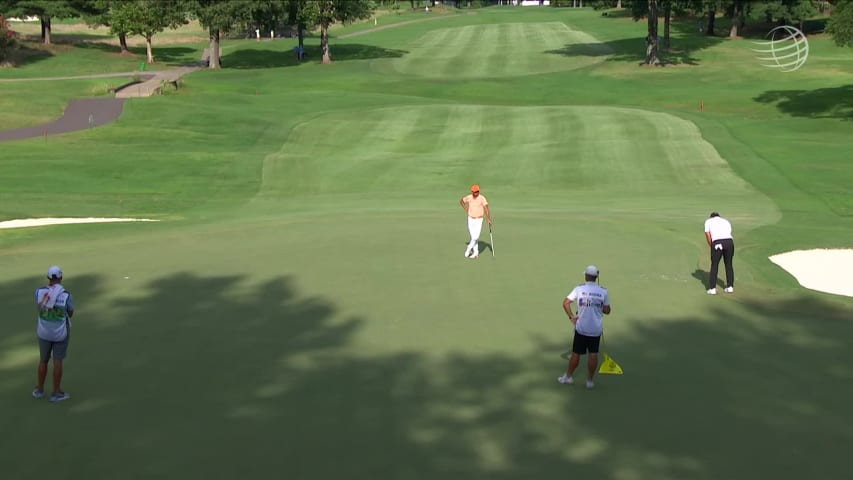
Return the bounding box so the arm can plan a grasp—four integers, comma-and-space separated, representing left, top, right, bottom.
379, 22, 610, 77
1, 6, 852, 480
259, 104, 777, 216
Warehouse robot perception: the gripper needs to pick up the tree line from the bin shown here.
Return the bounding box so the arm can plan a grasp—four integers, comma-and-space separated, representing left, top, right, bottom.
1, 1, 850, 69
0, 0, 375, 67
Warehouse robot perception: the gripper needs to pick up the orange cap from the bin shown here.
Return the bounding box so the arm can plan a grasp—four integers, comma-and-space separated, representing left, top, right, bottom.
470, 184, 480, 192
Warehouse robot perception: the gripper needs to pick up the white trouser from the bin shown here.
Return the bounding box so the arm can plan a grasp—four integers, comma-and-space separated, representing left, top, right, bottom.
466, 217, 483, 256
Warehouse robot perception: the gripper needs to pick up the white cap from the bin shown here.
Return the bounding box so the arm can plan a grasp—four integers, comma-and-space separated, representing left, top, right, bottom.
584, 265, 599, 277
47, 266, 63, 279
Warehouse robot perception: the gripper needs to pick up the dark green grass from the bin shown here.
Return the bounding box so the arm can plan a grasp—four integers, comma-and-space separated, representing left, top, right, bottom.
1, 7, 852, 480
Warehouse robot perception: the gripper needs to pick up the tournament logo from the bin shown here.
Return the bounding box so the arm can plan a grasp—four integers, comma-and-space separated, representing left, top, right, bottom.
751, 25, 809, 72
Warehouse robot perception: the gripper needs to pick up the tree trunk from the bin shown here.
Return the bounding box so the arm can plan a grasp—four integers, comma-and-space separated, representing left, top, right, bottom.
208, 27, 221, 69
663, 0, 671, 50
616, 0, 622, 8
298, 23, 304, 60
645, 0, 659, 65
321, 22, 331, 64
706, 8, 715, 36
145, 33, 154, 64
119, 32, 129, 55
729, 0, 740, 38
41, 16, 51, 45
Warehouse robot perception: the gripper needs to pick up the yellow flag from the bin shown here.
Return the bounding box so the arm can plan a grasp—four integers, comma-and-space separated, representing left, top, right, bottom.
598, 353, 623, 375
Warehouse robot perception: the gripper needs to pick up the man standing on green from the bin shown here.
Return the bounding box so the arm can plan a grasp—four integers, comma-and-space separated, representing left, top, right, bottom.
459, 184, 492, 259
559, 265, 611, 390
33, 266, 74, 403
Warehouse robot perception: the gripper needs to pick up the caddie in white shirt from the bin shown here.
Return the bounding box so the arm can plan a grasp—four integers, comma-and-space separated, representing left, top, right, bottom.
704, 211, 735, 295
558, 265, 611, 390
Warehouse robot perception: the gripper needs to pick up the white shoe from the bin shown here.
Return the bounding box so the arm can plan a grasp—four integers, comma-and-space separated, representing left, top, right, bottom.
470, 254, 478, 259
464, 249, 470, 258
585, 379, 595, 390
724, 286, 734, 293
557, 374, 573, 385
706, 288, 717, 295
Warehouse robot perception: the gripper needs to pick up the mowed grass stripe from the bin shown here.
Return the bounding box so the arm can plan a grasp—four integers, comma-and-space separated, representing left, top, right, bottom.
258, 104, 777, 217
445, 25, 483, 77
388, 22, 607, 78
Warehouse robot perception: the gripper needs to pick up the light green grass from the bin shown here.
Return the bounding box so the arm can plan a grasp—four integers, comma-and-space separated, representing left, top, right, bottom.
1, 7, 852, 480
377, 22, 609, 78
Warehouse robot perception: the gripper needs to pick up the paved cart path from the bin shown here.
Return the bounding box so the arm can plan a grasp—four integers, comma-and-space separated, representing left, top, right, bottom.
0, 66, 199, 142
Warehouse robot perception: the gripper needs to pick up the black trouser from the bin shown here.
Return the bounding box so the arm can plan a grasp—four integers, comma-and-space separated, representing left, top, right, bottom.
708, 238, 735, 289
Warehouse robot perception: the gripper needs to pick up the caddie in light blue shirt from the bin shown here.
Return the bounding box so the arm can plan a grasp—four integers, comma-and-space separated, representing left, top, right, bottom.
33, 265, 74, 403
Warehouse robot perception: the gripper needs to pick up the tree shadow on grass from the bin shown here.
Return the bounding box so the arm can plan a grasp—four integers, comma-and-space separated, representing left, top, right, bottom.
73, 41, 201, 65
1, 270, 852, 479
754, 85, 853, 121
222, 43, 407, 69
549, 15, 726, 66
1, 43, 54, 68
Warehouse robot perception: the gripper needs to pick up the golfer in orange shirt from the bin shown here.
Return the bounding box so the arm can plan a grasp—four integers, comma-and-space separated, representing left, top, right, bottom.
459, 184, 492, 259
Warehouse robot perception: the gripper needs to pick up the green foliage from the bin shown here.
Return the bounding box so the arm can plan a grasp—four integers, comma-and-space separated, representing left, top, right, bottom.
116, 0, 187, 39
191, 0, 250, 32
8, 0, 80, 19
317, 0, 375, 27
750, 0, 818, 25
827, 0, 853, 46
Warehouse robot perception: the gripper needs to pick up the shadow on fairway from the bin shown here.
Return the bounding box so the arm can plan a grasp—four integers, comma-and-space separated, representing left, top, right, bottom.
2, 271, 852, 479
222, 44, 407, 69
548, 16, 726, 65
754, 85, 853, 121
535, 293, 853, 480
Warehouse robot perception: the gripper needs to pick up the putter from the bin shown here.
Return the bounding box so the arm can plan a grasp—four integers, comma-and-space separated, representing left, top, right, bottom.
488, 224, 495, 257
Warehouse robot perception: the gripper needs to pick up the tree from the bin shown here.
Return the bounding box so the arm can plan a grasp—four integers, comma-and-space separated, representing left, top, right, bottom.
728, 0, 745, 37
191, 0, 249, 69
7, 0, 80, 45
244, 0, 289, 38
827, 0, 853, 46
0, 15, 14, 63
316, 0, 374, 64
646, 0, 659, 64
752, 0, 818, 30
633, 0, 660, 65
118, 0, 187, 64
75, 0, 131, 55
286, 0, 321, 60
705, 1, 716, 35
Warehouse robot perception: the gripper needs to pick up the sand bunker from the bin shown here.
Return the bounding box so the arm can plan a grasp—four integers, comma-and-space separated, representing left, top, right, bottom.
769, 249, 853, 298
0, 217, 158, 229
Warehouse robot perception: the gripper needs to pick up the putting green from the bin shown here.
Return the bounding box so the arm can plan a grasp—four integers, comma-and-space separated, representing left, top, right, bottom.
376, 22, 610, 78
